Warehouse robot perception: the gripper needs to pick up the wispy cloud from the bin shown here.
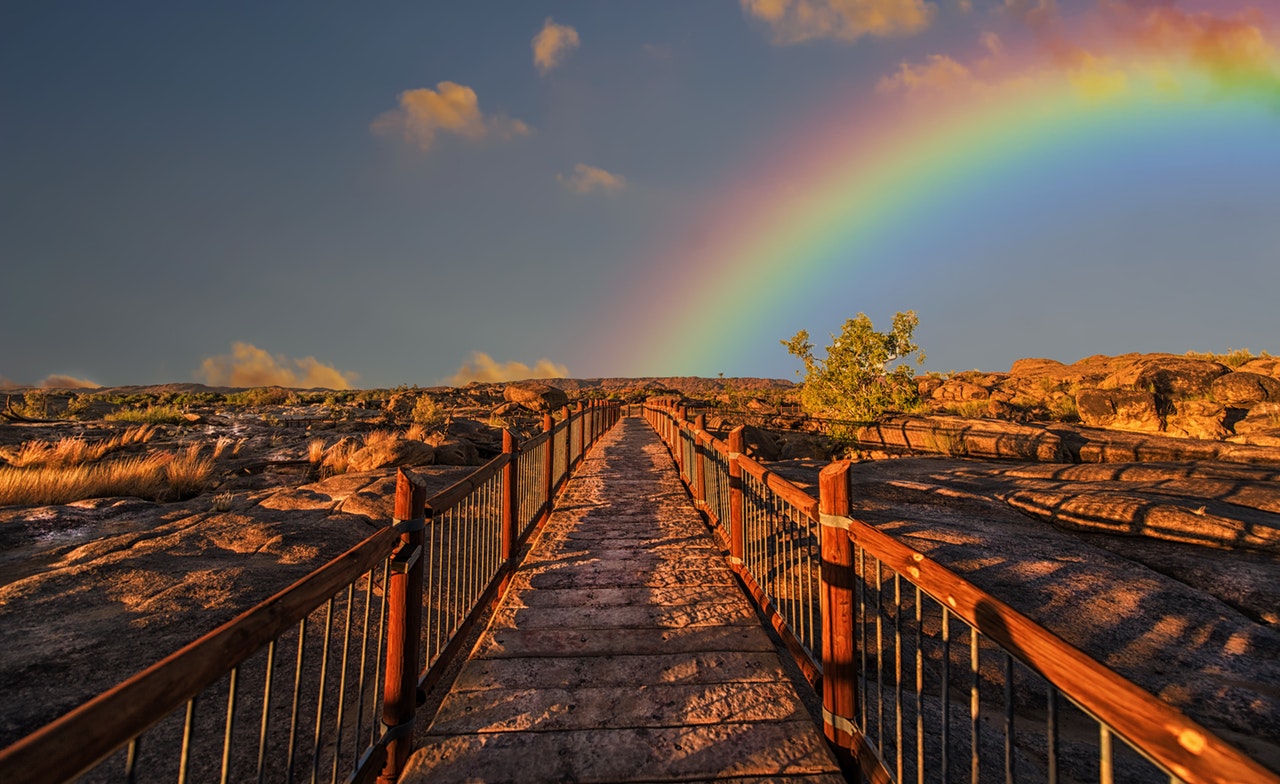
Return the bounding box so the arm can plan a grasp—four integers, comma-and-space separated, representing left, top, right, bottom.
876, 1, 1280, 105
741, 0, 935, 45
557, 163, 627, 194
449, 352, 569, 385
533, 18, 580, 74
41, 374, 101, 389
197, 342, 357, 389
370, 81, 531, 152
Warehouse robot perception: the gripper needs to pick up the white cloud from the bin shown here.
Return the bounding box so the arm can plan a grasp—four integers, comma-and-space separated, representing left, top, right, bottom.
533, 18, 581, 74
450, 352, 569, 385
370, 81, 530, 152
557, 163, 627, 194
197, 342, 357, 389
741, 0, 935, 44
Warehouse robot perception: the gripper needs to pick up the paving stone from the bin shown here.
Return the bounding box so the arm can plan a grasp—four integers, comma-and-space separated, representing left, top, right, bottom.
402, 417, 841, 782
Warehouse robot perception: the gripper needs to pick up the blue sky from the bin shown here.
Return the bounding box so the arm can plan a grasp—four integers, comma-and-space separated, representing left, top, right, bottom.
3, 1, 1278, 388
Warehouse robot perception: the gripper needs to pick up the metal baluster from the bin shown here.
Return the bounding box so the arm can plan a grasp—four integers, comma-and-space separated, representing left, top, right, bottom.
311, 599, 335, 784
1100, 726, 1114, 784
876, 559, 884, 746
178, 697, 198, 784
859, 547, 868, 734
971, 627, 981, 784
257, 640, 277, 783
287, 618, 308, 783
331, 585, 356, 784
1047, 687, 1058, 784
353, 572, 374, 764
124, 737, 140, 784
1004, 653, 1015, 784
942, 608, 951, 782
915, 587, 924, 784
371, 563, 389, 748
895, 572, 903, 782
220, 666, 239, 784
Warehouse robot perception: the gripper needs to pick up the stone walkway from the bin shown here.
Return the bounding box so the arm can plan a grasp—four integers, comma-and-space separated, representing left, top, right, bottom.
399, 417, 843, 783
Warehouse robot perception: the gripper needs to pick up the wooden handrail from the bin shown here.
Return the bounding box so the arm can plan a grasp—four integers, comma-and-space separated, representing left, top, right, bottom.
827, 485, 1280, 784
421, 453, 509, 512
0, 527, 399, 784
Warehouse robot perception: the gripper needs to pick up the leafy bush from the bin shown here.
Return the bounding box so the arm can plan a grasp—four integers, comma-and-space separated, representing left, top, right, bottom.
782, 311, 925, 422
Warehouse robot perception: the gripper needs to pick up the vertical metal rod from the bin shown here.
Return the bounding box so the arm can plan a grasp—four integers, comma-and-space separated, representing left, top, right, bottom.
331, 585, 356, 784
1004, 653, 1015, 784
859, 546, 868, 733
971, 626, 981, 784
915, 587, 924, 784
178, 697, 198, 784
1100, 726, 1114, 784
942, 608, 951, 782
371, 562, 389, 748
311, 599, 336, 784
220, 666, 239, 784
354, 572, 374, 753
895, 572, 903, 783
287, 618, 308, 783
124, 737, 140, 784
257, 640, 277, 784
1047, 687, 1058, 784
876, 559, 884, 746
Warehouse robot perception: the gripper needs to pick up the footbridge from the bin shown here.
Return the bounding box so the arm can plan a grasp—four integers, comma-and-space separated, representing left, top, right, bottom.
1, 403, 1275, 784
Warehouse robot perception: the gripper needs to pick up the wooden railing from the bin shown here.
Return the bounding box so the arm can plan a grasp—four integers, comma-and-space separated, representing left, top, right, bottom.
0, 401, 621, 784
643, 399, 1279, 784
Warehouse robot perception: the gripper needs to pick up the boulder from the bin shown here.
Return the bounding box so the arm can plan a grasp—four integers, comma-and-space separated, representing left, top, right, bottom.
740, 425, 780, 461
1164, 400, 1229, 440
1075, 388, 1161, 433
1009, 358, 1066, 376
1239, 357, 1280, 379
346, 438, 435, 472
915, 375, 944, 398
932, 380, 990, 402
746, 398, 779, 415
1102, 357, 1229, 398
776, 432, 832, 461
430, 437, 481, 466
1234, 402, 1280, 435
1210, 372, 1280, 407
503, 382, 568, 413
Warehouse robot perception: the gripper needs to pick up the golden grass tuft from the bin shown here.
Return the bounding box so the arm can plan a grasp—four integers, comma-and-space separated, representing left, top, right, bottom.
362, 429, 398, 448
0, 446, 214, 506
308, 438, 327, 463
0, 425, 158, 469
404, 423, 427, 442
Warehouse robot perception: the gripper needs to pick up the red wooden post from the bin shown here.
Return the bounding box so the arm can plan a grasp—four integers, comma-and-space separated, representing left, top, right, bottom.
379, 468, 426, 784
542, 412, 554, 522
575, 401, 585, 463
819, 460, 858, 763
693, 415, 707, 505
502, 430, 518, 560
728, 426, 746, 570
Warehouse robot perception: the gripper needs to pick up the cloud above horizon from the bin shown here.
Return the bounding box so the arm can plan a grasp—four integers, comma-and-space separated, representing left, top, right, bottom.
197, 342, 357, 389
371, 81, 531, 152
533, 18, 580, 74
874, 1, 1280, 104
449, 352, 569, 385
557, 163, 627, 194
741, 0, 935, 44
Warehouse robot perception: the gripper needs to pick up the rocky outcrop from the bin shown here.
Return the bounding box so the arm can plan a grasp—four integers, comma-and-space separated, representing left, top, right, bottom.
346, 438, 435, 472
502, 382, 568, 413
1212, 372, 1280, 406
1075, 389, 1160, 433
1100, 356, 1229, 397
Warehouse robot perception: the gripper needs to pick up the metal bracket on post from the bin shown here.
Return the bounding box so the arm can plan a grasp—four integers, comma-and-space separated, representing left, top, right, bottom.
819, 513, 852, 532
392, 515, 426, 534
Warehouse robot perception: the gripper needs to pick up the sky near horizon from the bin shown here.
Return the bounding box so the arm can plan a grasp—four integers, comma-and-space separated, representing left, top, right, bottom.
3, 1, 1278, 390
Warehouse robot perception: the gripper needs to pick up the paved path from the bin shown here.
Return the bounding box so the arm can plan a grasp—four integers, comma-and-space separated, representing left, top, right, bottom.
399, 416, 843, 783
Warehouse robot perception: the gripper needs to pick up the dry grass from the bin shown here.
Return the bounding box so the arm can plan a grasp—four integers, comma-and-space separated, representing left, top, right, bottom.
320, 439, 359, 477
104, 405, 186, 424
0, 446, 214, 506
211, 436, 245, 460
308, 438, 327, 463
0, 425, 157, 469
362, 429, 398, 449
404, 423, 427, 442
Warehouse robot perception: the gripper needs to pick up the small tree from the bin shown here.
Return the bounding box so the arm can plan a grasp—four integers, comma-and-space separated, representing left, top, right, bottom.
782, 311, 925, 422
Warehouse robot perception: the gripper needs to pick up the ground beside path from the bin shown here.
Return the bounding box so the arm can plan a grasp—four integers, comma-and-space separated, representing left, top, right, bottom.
399, 416, 843, 783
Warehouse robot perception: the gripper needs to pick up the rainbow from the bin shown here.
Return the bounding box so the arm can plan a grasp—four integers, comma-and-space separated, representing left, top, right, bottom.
592, 55, 1280, 376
